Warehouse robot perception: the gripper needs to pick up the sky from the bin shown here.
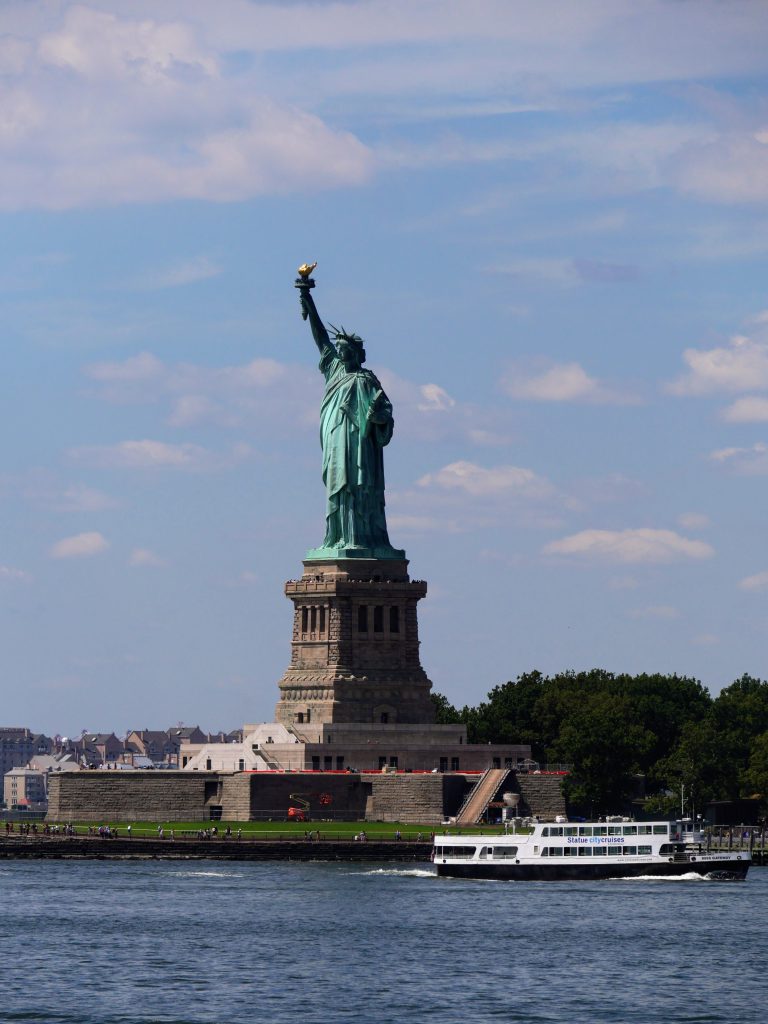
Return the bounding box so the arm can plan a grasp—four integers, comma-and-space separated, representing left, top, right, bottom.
2, 0, 768, 737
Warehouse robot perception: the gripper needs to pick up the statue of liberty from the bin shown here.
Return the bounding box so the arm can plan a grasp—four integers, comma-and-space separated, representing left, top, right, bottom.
295, 265, 404, 560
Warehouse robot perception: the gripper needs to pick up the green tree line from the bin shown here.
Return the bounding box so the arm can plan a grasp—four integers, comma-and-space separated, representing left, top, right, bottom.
432, 670, 768, 816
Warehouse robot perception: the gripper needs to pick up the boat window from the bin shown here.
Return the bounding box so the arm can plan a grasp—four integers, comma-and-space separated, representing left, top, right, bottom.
622, 845, 638, 856
607, 825, 622, 835
653, 824, 668, 834
577, 847, 592, 856
637, 825, 653, 835
549, 826, 563, 837
541, 827, 549, 837
607, 846, 621, 856
540, 848, 548, 857
659, 843, 680, 855
562, 847, 576, 857
547, 846, 563, 857
564, 826, 577, 836
592, 826, 607, 836
439, 846, 477, 859
638, 845, 652, 855
492, 847, 518, 859
593, 847, 607, 857
578, 827, 592, 837
478, 846, 490, 860
622, 826, 637, 836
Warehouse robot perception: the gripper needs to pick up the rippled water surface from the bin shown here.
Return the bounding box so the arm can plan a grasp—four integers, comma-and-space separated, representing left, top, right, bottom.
1, 860, 766, 1023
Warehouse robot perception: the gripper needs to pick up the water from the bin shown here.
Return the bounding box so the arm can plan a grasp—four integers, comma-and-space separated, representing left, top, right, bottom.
1, 860, 766, 1023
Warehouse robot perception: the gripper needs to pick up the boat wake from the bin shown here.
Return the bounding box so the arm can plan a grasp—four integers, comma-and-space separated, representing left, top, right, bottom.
168, 870, 244, 879
609, 872, 708, 882
356, 867, 436, 878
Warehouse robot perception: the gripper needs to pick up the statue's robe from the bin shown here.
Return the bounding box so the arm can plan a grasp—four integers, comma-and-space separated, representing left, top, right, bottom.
318, 347, 394, 552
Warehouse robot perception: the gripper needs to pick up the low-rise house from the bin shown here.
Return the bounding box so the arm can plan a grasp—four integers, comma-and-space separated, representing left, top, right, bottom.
4, 767, 47, 809
72, 733, 124, 766
125, 730, 177, 765
0, 728, 52, 776
167, 725, 207, 747
27, 754, 81, 797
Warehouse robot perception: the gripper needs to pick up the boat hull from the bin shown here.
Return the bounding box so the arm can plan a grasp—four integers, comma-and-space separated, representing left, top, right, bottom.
435, 858, 750, 881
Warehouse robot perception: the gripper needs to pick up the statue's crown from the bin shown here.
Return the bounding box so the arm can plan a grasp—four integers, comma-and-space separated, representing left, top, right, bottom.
328, 324, 364, 349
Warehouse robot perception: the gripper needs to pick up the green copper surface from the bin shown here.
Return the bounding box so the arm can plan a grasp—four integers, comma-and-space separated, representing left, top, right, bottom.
296, 274, 404, 561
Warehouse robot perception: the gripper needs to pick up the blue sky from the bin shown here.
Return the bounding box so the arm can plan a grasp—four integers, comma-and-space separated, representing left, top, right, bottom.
2, 0, 768, 736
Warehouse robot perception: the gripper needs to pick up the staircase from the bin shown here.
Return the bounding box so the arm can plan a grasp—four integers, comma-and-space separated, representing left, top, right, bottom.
253, 744, 281, 770
454, 768, 510, 825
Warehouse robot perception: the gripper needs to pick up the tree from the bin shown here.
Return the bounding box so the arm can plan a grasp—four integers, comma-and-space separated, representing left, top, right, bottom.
742, 730, 768, 797
549, 691, 654, 814
430, 692, 462, 724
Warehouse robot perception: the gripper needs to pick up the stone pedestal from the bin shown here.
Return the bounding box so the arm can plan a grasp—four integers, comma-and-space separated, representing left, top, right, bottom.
275, 558, 435, 727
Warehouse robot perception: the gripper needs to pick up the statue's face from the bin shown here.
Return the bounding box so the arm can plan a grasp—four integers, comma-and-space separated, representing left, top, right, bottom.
337, 342, 364, 370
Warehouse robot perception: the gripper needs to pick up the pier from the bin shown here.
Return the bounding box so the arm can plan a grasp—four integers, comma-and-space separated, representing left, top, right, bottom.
707, 827, 768, 865
0, 832, 432, 862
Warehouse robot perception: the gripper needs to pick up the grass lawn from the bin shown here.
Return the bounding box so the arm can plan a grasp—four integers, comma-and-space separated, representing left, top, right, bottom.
46, 820, 515, 840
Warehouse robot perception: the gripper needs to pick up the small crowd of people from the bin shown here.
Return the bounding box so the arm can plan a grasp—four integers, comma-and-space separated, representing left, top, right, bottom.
193, 826, 242, 840
3, 821, 77, 836
88, 824, 120, 838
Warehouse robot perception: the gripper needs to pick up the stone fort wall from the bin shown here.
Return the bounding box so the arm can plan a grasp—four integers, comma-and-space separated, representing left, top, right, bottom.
47, 770, 563, 824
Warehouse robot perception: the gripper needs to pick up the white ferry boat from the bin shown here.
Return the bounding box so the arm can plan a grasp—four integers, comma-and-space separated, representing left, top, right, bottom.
433, 819, 751, 881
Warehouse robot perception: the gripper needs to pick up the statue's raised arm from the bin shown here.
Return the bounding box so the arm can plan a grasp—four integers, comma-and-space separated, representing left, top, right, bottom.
296, 269, 332, 356
292, 263, 404, 561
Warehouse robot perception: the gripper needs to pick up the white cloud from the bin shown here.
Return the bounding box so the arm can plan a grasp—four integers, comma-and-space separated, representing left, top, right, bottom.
677, 131, 768, 204
50, 531, 109, 559
418, 460, 553, 498
0, 565, 32, 582
58, 484, 119, 513
543, 528, 714, 564
416, 383, 455, 412
628, 605, 680, 620
490, 256, 639, 288
503, 360, 636, 404
84, 351, 311, 429
68, 439, 248, 471
139, 256, 223, 290
86, 352, 164, 382
129, 548, 167, 568
167, 395, 222, 429
0, 2, 766, 210
677, 512, 710, 530
468, 428, 514, 446
491, 258, 581, 287
38, 7, 217, 81
608, 575, 639, 590
692, 633, 719, 647
0, 6, 373, 210
710, 442, 768, 475
738, 570, 768, 591
388, 513, 460, 534
668, 334, 768, 396
721, 396, 768, 422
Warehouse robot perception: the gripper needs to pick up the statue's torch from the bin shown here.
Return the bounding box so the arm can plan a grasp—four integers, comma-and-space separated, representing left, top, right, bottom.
295, 262, 317, 319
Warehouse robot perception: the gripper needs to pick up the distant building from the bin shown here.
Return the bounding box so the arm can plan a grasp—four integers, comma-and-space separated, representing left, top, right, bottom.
28, 753, 81, 789
125, 730, 177, 765
71, 733, 123, 766
167, 725, 207, 747
0, 728, 52, 776
4, 767, 47, 809
125, 726, 211, 766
